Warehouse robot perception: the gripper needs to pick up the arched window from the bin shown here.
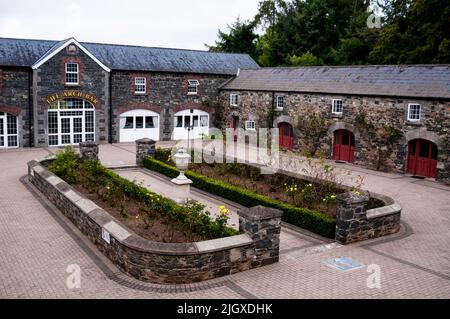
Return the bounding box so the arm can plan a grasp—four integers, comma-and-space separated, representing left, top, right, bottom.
48, 99, 95, 146
0, 112, 18, 148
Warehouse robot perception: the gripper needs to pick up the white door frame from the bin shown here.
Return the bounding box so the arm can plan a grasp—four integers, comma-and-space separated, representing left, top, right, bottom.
0, 112, 19, 148
119, 109, 160, 142
172, 109, 209, 140
47, 99, 95, 147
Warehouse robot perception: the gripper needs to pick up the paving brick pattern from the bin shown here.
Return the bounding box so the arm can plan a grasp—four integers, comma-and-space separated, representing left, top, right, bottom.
0, 145, 449, 298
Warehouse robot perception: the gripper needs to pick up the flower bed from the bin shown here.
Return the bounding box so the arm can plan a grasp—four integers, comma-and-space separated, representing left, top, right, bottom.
47, 147, 237, 243
144, 157, 337, 238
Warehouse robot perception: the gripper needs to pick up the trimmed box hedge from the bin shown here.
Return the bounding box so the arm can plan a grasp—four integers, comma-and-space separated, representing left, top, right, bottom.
143, 157, 336, 238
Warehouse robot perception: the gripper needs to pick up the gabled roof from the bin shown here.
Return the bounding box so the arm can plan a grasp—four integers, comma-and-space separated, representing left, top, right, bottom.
220, 65, 450, 99
0, 37, 260, 75
32, 37, 111, 72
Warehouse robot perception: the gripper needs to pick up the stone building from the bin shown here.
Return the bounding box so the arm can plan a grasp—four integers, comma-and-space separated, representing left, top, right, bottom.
218, 66, 450, 183
0, 37, 258, 148
1, 37, 449, 183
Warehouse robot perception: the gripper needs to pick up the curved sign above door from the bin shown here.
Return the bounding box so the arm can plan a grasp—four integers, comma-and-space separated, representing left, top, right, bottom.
44, 91, 99, 107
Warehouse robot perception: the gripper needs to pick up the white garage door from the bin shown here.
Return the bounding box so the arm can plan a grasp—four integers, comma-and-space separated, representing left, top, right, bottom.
119, 109, 160, 142
172, 109, 209, 140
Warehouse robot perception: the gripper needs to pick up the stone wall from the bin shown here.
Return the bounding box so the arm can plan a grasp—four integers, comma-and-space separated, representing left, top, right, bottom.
218, 90, 450, 182
33, 44, 110, 146
335, 191, 401, 244
111, 71, 231, 142
27, 160, 282, 284
0, 67, 31, 147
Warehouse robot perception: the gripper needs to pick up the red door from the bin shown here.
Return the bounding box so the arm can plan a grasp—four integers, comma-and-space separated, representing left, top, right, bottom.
333, 130, 355, 163
407, 139, 438, 178
232, 116, 239, 142
278, 122, 293, 150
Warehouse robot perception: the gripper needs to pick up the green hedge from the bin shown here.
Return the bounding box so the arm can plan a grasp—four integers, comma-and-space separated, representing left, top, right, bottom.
143, 157, 336, 238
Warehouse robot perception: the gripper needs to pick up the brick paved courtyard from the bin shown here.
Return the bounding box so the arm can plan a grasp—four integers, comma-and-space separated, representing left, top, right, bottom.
0, 144, 449, 298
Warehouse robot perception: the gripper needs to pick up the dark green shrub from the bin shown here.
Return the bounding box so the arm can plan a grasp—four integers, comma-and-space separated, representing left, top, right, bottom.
48, 146, 81, 184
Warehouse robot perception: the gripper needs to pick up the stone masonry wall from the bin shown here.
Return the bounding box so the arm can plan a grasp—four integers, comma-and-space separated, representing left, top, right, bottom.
111, 72, 231, 142
0, 67, 31, 147
219, 90, 450, 182
28, 160, 282, 284
33, 44, 110, 146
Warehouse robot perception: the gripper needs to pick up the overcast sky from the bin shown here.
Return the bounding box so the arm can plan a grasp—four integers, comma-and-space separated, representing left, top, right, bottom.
0, 0, 261, 50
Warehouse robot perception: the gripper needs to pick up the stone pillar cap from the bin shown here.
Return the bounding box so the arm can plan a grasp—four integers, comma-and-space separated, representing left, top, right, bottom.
79, 141, 98, 146
337, 191, 369, 204
135, 138, 156, 144
238, 205, 283, 221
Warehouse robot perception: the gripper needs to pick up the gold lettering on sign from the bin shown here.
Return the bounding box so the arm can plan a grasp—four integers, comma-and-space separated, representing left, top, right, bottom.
45, 91, 99, 106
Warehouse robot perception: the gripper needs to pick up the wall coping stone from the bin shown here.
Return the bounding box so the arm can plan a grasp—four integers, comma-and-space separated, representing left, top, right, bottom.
103, 221, 132, 242
237, 205, 283, 221
136, 138, 156, 145
367, 203, 402, 219
195, 234, 253, 253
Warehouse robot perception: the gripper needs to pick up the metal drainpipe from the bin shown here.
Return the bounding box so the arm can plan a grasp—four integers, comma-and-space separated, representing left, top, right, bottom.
108, 72, 113, 144
28, 69, 33, 148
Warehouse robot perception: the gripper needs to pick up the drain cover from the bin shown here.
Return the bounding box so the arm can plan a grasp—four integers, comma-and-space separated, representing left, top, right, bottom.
325, 257, 364, 272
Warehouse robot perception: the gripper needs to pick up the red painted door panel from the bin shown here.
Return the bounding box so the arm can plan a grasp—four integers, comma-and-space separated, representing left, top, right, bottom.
333, 130, 355, 163
407, 139, 438, 178
279, 123, 293, 150
232, 116, 239, 142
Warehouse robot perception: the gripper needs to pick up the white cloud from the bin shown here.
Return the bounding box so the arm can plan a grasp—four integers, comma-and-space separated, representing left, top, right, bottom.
0, 0, 261, 50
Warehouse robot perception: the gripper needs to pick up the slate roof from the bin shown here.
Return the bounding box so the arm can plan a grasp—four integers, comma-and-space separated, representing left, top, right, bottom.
0, 37, 259, 75
221, 66, 450, 99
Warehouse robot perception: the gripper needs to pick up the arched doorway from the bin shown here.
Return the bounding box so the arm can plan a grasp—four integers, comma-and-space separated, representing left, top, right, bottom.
333, 129, 355, 163
278, 122, 293, 150
173, 109, 209, 140
119, 109, 159, 142
407, 139, 438, 178
48, 98, 95, 146
0, 112, 18, 148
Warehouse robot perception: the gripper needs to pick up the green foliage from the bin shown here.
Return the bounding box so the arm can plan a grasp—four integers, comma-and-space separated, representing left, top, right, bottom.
208, 0, 449, 66
49, 154, 237, 239
288, 52, 323, 66
144, 157, 336, 238
48, 146, 81, 184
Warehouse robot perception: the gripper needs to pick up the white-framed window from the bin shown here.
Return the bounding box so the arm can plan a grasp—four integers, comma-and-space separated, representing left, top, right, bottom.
230, 94, 239, 106
407, 103, 421, 121
0, 112, 19, 148
276, 96, 285, 109
48, 99, 95, 146
135, 77, 146, 94
65, 63, 79, 85
187, 80, 199, 95
332, 99, 343, 114
245, 120, 256, 131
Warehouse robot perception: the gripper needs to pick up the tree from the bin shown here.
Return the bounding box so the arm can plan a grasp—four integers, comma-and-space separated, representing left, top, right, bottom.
206, 18, 259, 61
288, 52, 323, 66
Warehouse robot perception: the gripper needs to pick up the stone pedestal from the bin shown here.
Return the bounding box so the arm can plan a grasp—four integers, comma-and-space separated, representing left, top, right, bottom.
79, 142, 99, 162
170, 172, 193, 204
136, 138, 156, 166
238, 206, 283, 266
335, 191, 369, 244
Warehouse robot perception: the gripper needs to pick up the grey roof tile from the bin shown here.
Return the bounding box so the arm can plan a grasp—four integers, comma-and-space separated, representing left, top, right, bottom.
0, 37, 259, 75
222, 66, 450, 99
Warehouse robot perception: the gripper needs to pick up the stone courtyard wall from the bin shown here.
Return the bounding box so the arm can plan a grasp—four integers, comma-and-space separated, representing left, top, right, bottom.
27, 160, 282, 284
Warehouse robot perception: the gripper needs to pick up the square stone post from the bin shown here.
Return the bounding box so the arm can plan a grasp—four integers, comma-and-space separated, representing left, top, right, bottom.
238, 206, 283, 266
79, 142, 99, 162
335, 191, 369, 244
136, 138, 156, 166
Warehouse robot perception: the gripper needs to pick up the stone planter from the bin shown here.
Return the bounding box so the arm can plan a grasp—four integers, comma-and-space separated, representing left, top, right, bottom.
27, 160, 283, 284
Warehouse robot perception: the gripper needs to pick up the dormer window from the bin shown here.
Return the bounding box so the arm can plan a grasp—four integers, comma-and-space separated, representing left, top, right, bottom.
65, 63, 79, 85
187, 80, 199, 95
135, 77, 146, 94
